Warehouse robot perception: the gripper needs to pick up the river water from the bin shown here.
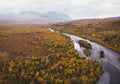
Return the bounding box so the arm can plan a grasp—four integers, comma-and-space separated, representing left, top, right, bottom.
49, 28, 120, 84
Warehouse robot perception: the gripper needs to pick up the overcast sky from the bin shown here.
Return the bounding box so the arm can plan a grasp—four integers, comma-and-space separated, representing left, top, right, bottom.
0, 0, 120, 19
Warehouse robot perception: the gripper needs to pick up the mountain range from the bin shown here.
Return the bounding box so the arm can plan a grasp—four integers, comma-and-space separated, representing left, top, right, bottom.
0, 11, 71, 24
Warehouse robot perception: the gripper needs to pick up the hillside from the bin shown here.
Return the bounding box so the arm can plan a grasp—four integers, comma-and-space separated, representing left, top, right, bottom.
53, 17, 120, 53
0, 26, 103, 84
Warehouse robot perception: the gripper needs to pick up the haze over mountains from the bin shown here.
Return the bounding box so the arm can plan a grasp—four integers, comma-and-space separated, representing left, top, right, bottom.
0, 11, 71, 24
0, 10, 120, 25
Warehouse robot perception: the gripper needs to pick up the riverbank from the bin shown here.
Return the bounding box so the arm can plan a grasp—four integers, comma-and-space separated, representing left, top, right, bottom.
53, 27, 120, 54
58, 29, 120, 54
63, 32, 120, 84
50, 28, 120, 84
75, 34, 120, 54
49, 28, 110, 84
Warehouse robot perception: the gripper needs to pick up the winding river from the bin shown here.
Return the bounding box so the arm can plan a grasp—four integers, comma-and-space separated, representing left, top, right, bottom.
49, 28, 120, 84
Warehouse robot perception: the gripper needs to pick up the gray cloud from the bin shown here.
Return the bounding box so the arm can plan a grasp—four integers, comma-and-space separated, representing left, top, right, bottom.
0, 0, 120, 19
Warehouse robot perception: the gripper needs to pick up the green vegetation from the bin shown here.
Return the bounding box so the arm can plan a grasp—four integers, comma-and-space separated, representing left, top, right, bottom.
0, 56, 103, 84
84, 49, 91, 57
100, 51, 105, 58
78, 40, 92, 49
78, 40, 92, 56
54, 20, 120, 53
0, 26, 103, 84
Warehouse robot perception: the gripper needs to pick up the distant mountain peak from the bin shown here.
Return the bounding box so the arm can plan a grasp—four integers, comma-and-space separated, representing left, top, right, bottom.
19, 10, 41, 16
0, 10, 72, 24
45, 11, 57, 14
18, 10, 71, 20
43, 11, 71, 20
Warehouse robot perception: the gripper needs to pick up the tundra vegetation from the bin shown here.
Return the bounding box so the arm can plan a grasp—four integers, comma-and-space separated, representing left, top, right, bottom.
54, 20, 120, 53
0, 25, 103, 84
78, 40, 92, 57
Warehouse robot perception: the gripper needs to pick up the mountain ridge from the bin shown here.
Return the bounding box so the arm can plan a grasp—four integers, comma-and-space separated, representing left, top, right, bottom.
0, 11, 71, 22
